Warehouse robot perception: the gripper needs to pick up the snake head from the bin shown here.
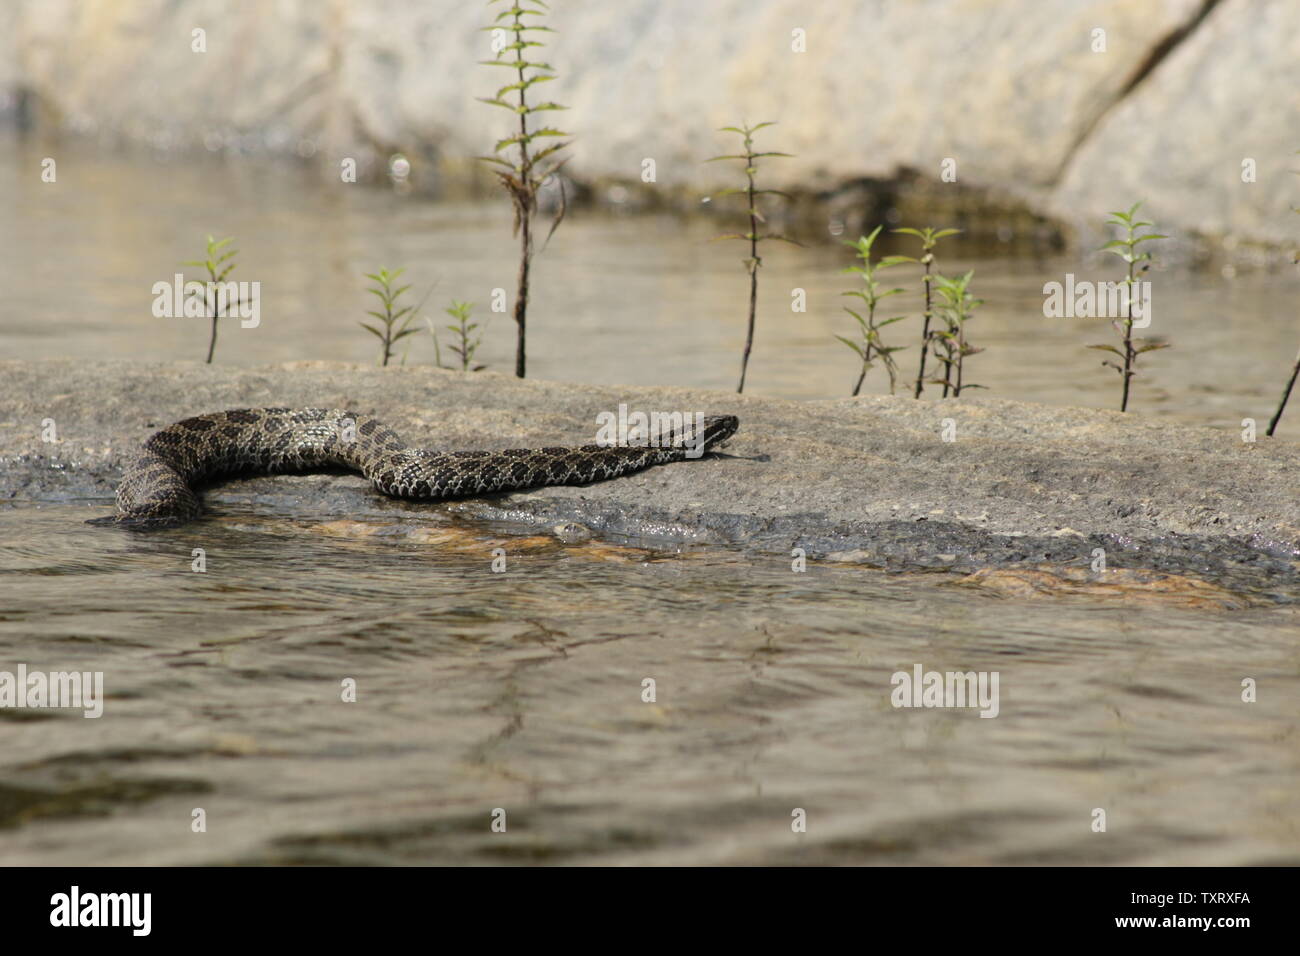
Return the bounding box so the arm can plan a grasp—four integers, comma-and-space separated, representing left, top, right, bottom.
696, 415, 739, 455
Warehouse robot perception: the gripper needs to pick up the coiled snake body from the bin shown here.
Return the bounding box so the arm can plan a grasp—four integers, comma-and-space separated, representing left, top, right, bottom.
99, 407, 739, 526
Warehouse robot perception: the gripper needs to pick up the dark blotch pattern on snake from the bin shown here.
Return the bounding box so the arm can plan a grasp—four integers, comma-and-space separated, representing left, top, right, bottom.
98, 407, 740, 526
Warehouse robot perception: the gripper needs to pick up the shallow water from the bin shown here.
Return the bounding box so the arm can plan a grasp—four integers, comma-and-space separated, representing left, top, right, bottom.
3, 136, 1300, 865
1, 503, 1297, 865
2, 133, 1298, 426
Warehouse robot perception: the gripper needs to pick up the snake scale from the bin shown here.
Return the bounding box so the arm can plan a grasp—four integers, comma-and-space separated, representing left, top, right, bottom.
97, 407, 739, 526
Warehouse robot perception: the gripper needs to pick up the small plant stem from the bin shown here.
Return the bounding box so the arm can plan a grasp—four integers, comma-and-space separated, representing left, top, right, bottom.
852, 360, 868, 397
914, 258, 932, 398
1120, 256, 1136, 412
511, 22, 533, 379
206, 311, 218, 364
512, 194, 531, 386
954, 331, 964, 397
737, 157, 759, 394
1267, 345, 1300, 436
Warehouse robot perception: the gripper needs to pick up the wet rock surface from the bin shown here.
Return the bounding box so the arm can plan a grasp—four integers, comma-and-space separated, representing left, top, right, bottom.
2, 359, 1298, 597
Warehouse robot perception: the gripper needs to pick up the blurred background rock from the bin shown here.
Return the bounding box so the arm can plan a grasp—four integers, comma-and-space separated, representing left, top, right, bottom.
2, 0, 1295, 253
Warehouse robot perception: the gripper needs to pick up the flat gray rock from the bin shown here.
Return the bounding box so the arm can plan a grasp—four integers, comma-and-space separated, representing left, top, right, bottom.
2, 359, 1297, 594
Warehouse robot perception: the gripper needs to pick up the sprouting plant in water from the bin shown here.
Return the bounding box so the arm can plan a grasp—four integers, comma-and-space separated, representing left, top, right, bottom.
892, 226, 960, 398
430, 300, 488, 372
478, 0, 570, 379
360, 268, 421, 367
1087, 201, 1168, 412
929, 270, 985, 397
1265, 154, 1300, 436
706, 121, 799, 393
835, 226, 908, 396
183, 235, 239, 364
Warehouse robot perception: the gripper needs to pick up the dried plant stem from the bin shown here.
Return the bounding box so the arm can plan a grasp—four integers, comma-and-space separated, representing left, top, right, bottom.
1267, 346, 1300, 436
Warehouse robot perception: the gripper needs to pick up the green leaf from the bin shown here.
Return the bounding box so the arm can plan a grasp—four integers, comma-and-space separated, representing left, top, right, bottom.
494, 75, 557, 98
1086, 344, 1124, 356
530, 141, 569, 165
834, 334, 865, 357
478, 59, 554, 71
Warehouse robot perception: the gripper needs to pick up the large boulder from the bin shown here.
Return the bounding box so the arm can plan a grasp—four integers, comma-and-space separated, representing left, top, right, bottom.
3, 0, 1294, 245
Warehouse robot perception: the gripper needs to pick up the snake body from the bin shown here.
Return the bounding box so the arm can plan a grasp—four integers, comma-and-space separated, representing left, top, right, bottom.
101, 407, 739, 526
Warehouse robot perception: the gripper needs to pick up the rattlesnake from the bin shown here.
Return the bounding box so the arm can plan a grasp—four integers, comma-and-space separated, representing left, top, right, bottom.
94, 407, 739, 526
